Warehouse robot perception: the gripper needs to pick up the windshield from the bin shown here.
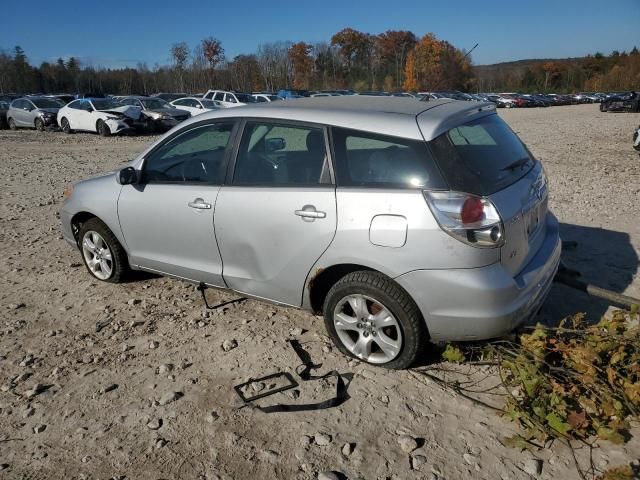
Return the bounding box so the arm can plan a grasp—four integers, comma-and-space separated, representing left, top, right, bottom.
200, 99, 218, 108
234, 94, 257, 103
31, 98, 64, 108
141, 98, 171, 109
92, 99, 123, 110
429, 114, 535, 196
267, 95, 281, 101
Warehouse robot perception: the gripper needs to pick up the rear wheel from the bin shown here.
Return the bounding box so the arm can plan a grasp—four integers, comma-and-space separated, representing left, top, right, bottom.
34, 118, 45, 131
97, 119, 111, 137
78, 218, 128, 283
8, 118, 17, 130
323, 271, 427, 369
61, 117, 73, 134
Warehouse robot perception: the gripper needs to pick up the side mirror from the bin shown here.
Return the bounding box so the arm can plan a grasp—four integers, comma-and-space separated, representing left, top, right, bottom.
118, 166, 139, 185
196, 104, 203, 109
265, 137, 286, 153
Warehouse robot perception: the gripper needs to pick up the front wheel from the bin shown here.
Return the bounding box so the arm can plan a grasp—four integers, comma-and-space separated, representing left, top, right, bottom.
78, 218, 128, 283
600, 103, 607, 112
97, 119, 111, 137
35, 118, 45, 131
323, 271, 427, 369
60, 117, 73, 134
8, 118, 17, 130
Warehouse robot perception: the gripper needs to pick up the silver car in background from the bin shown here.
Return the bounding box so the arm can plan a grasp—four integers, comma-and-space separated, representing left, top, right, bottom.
7, 96, 65, 130
61, 97, 561, 369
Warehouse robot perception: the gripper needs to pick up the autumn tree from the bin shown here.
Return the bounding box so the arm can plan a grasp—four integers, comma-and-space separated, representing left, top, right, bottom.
377, 30, 416, 89
331, 27, 371, 84
403, 51, 418, 91
170, 42, 190, 91
288, 42, 314, 89
543, 61, 560, 90
202, 37, 224, 69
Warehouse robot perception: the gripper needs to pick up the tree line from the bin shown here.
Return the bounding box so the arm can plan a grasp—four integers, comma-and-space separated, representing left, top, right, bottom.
0, 31, 638, 95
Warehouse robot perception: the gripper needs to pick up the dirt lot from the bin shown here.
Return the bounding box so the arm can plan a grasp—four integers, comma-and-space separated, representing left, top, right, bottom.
1, 104, 639, 480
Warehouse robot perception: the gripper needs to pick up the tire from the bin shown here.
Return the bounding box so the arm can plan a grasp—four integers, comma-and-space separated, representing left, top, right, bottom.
8, 118, 17, 130
35, 118, 45, 131
78, 218, 128, 283
323, 271, 427, 369
97, 119, 111, 137
600, 103, 607, 112
60, 117, 73, 134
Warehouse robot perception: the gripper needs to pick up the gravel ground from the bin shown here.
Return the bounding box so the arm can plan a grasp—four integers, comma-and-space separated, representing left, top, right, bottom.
1, 104, 639, 480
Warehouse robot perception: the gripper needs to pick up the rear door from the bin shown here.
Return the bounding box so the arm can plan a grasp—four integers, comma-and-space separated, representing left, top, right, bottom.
215, 119, 337, 306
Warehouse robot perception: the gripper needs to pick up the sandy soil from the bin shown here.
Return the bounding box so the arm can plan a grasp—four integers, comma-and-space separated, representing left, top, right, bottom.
1, 104, 639, 480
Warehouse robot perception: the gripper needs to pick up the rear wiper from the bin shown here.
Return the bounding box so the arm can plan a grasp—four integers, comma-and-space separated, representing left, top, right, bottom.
501, 157, 531, 172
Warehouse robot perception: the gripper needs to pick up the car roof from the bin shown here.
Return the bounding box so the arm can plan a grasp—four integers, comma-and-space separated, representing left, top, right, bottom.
179, 96, 494, 140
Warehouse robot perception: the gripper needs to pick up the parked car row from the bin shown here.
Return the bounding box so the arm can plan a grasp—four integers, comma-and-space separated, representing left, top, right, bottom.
600, 91, 640, 112
2, 88, 637, 135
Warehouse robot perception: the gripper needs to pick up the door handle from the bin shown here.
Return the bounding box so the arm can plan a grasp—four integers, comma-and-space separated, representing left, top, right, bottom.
188, 198, 211, 210
295, 205, 326, 219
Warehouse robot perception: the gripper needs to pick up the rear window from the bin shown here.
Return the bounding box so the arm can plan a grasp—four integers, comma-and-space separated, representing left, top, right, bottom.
332, 127, 446, 189
429, 114, 535, 196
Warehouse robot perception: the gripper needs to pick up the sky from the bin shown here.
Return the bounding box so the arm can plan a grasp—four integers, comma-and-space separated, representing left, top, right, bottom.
2, 0, 638, 68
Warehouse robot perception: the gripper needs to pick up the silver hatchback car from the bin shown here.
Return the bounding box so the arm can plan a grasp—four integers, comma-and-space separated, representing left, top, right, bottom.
61, 97, 561, 369
8, 96, 64, 130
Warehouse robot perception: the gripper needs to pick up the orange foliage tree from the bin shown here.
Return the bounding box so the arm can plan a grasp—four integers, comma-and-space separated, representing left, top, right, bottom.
403, 51, 418, 91
288, 42, 314, 89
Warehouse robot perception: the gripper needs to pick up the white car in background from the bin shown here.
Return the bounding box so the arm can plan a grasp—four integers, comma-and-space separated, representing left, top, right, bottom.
170, 97, 221, 116
57, 98, 141, 136
252, 93, 282, 103
202, 90, 257, 107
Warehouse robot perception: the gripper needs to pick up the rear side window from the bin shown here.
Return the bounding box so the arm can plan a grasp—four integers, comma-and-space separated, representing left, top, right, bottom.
233, 122, 329, 186
331, 128, 446, 189
430, 114, 534, 196
143, 122, 234, 184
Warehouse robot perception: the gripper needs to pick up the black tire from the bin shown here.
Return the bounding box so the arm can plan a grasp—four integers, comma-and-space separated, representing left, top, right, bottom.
323, 271, 427, 369
35, 118, 45, 131
600, 103, 607, 112
61, 117, 73, 134
8, 118, 17, 130
97, 119, 111, 137
78, 218, 129, 283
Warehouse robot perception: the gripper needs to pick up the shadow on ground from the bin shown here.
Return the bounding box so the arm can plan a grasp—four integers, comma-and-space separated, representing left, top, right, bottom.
538, 222, 638, 325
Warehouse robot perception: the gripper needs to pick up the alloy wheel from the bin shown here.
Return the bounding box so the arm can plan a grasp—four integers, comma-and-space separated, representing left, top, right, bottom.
81, 230, 113, 280
333, 294, 403, 364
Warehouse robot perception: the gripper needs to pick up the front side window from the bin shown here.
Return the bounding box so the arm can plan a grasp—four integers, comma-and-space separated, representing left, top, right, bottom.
143, 122, 234, 184
225, 93, 237, 103
331, 128, 446, 189
233, 122, 329, 186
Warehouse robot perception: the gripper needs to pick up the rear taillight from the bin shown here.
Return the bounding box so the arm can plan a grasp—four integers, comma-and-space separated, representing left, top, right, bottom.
423, 191, 504, 248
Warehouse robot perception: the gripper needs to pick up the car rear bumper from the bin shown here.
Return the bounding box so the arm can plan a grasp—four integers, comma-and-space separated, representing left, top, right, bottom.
395, 213, 562, 341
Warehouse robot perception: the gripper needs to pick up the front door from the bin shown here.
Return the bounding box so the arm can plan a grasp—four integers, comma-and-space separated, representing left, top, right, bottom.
118, 121, 236, 286
215, 120, 337, 306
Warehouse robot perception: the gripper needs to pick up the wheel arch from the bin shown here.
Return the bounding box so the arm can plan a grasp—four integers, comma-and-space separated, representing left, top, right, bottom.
70, 211, 99, 244
307, 263, 380, 314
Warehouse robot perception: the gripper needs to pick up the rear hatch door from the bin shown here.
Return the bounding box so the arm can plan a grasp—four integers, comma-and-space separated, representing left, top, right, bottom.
426, 113, 548, 276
